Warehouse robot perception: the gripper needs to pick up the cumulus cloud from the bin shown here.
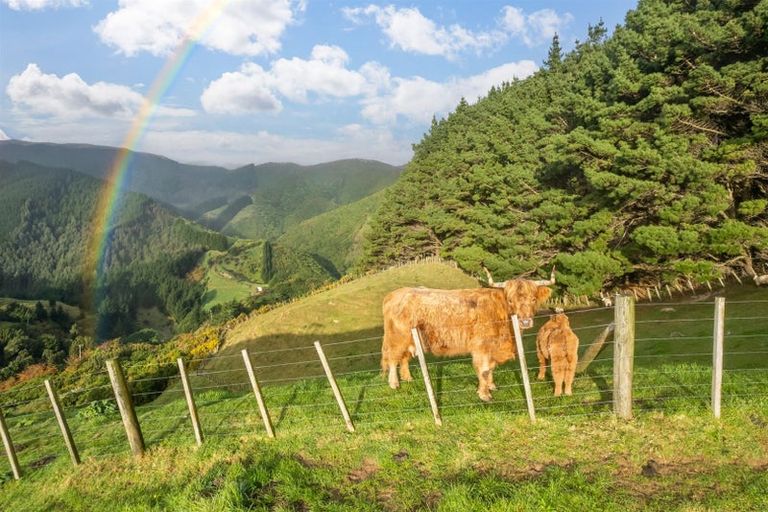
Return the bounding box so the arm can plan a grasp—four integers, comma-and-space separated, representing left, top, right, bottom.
94, 0, 298, 57
342, 4, 505, 58
361, 60, 538, 124
201, 45, 381, 114
1, 0, 86, 10
343, 4, 573, 56
500, 6, 573, 47
6, 63, 194, 119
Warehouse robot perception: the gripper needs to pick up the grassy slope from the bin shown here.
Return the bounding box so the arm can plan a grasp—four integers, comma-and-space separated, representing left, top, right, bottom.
1, 262, 767, 510
278, 189, 387, 275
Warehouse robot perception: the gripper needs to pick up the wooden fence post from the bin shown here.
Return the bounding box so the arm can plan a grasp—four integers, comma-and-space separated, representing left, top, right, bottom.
712, 297, 725, 419
410, 328, 442, 426
613, 295, 636, 419
0, 407, 21, 480
177, 358, 203, 446
44, 379, 80, 466
241, 349, 275, 438
106, 359, 145, 456
511, 316, 536, 423
314, 342, 355, 433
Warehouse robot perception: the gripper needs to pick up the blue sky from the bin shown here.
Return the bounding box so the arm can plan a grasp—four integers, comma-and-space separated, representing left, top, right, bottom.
0, 0, 637, 166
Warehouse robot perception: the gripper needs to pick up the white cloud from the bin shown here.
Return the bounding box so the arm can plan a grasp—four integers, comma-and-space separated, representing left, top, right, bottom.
362, 60, 538, 124
343, 4, 505, 58
138, 127, 413, 166
6, 63, 194, 119
201, 45, 379, 114
343, 4, 573, 56
1, 0, 87, 10
500, 6, 573, 47
0, 128, 10, 140
94, 0, 298, 57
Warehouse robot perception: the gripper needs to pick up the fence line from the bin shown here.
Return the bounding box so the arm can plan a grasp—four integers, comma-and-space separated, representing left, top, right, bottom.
2, 296, 767, 479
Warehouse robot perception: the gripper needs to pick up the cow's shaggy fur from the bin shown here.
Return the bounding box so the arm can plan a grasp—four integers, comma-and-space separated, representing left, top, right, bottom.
381, 280, 551, 401
536, 313, 579, 396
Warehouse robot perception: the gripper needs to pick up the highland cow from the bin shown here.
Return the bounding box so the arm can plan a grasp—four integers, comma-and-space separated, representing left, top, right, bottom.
381, 267, 554, 401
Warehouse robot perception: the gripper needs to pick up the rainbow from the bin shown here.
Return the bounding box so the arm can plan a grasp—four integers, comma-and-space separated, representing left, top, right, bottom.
84, 0, 230, 332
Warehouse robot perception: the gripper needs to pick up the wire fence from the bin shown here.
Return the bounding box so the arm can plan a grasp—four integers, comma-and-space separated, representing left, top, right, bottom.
1, 295, 767, 480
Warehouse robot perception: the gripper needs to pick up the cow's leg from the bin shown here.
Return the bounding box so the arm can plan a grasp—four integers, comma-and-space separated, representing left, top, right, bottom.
388, 362, 400, 389
552, 364, 564, 397
564, 351, 576, 396
473, 353, 492, 402
487, 360, 498, 391
536, 338, 547, 381
399, 352, 413, 382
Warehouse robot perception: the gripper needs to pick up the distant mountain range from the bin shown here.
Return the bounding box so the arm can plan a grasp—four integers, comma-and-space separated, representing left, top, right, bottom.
0, 140, 402, 240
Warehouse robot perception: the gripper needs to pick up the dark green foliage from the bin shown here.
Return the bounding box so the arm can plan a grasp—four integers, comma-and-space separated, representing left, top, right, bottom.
0, 160, 229, 340
365, 0, 768, 295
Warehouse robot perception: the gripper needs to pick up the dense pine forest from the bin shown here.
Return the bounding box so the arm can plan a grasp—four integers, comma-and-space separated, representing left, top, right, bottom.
364, 0, 768, 296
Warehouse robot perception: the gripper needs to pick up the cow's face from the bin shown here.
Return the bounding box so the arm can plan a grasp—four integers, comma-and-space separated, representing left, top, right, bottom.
503, 279, 552, 329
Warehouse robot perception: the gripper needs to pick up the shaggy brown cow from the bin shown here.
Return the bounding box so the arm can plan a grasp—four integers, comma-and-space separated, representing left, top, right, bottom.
381, 267, 554, 401
536, 312, 579, 396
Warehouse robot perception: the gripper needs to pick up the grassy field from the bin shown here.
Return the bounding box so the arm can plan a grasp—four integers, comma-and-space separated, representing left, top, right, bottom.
1, 262, 767, 510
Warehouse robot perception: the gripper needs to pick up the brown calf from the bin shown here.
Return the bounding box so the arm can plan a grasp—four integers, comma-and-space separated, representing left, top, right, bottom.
536, 312, 579, 396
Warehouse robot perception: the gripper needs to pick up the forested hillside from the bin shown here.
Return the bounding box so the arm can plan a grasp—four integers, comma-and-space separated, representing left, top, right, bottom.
0, 160, 229, 337
0, 142, 401, 240
365, 0, 768, 296
200, 160, 400, 240
278, 188, 387, 275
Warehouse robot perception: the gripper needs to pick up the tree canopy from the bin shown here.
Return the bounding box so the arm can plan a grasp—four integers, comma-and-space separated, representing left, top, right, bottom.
364, 0, 768, 296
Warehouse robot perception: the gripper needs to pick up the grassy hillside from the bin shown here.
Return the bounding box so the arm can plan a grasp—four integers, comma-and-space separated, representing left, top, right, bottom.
0, 261, 766, 510
278, 189, 387, 275
212, 160, 400, 240
199, 240, 337, 311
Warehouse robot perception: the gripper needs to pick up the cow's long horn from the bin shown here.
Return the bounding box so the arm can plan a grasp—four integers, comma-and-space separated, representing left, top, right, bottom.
481, 263, 506, 288
533, 266, 556, 286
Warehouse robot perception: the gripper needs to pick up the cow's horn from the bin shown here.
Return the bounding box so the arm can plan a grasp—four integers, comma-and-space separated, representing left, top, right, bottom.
533, 266, 556, 286
481, 263, 506, 288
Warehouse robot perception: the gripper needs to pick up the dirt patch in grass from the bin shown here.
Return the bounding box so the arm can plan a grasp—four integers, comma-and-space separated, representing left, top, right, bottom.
348, 458, 380, 483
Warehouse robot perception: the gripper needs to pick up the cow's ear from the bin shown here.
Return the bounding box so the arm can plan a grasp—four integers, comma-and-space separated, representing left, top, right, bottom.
535, 286, 552, 306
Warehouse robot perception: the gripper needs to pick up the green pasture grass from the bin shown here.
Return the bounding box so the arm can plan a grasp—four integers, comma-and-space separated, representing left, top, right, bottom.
1, 358, 767, 511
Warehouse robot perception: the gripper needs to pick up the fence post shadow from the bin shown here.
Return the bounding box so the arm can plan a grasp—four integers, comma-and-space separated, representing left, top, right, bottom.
274, 386, 299, 428
586, 367, 611, 405
434, 363, 444, 408
351, 385, 367, 418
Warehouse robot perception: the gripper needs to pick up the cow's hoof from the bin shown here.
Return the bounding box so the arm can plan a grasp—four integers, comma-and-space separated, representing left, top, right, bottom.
401, 375, 414, 382
478, 392, 492, 402
389, 382, 400, 390
537, 375, 545, 381
488, 383, 497, 391
565, 390, 573, 396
